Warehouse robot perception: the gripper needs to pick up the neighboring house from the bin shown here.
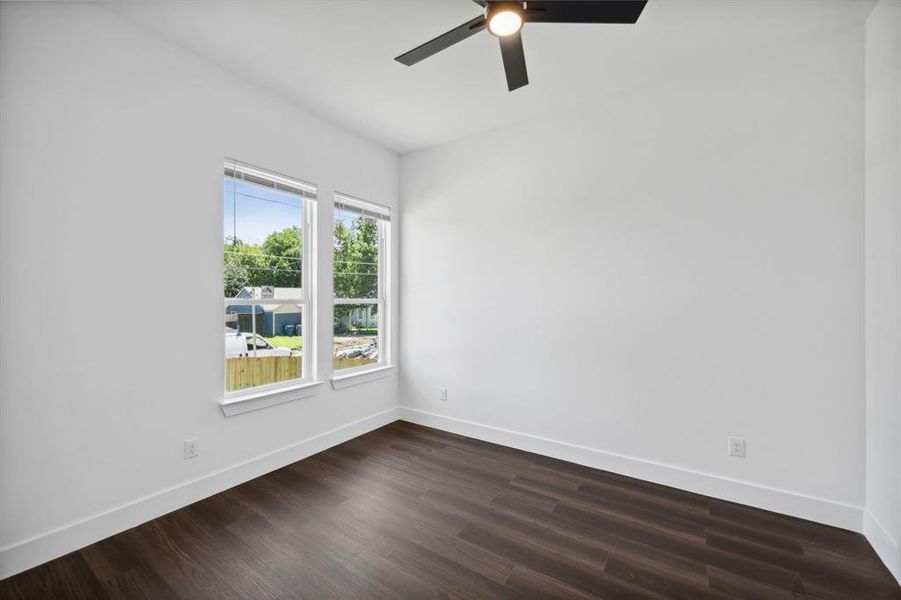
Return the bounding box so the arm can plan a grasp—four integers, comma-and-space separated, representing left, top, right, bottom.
226, 287, 302, 336
334, 305, 378, 331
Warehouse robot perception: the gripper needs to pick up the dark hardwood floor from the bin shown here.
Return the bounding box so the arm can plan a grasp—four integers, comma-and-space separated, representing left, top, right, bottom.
2, 420, 898, 599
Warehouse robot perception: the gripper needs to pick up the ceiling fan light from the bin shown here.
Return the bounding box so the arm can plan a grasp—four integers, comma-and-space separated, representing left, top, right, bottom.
487, 9, 523, 37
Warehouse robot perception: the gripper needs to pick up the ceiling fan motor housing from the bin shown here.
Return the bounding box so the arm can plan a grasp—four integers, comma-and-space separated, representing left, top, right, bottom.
486, 2, 525, 37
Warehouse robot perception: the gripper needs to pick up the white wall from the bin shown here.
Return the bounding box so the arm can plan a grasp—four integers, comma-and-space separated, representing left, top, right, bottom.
0, 2, 399, 577
864, 0, 901, 584
400, 22, 867, 529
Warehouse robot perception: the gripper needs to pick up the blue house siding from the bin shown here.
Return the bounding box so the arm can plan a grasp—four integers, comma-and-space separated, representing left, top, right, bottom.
226, 305, 301, 336
227, 306, 258, 336
273, 312, 302, 336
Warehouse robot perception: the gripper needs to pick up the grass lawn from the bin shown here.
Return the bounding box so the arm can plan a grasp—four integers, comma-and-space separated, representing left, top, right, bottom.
265, 335, 303, 349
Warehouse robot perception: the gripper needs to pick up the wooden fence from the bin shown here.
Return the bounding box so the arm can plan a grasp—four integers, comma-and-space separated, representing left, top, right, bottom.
226, 355, 301, 392
333, 356, 378, 371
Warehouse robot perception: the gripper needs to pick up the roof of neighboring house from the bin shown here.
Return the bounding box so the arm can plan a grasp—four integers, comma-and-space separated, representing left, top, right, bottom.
231, 287, 303, 314
235, 287, 303, 300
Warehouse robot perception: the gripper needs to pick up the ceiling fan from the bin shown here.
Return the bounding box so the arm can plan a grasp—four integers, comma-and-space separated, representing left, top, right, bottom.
394, 1, 648, 92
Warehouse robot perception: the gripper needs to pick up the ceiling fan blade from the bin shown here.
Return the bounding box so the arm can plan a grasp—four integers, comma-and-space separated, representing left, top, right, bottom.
498, 31, 528, 91
395, 15, 486, 66
472, 0, 487, 6
524, 0, 647, 24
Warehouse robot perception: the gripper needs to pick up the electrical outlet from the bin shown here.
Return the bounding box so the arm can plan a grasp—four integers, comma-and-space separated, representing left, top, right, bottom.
728, 436, 746, 458
184, 438, 200, 460
439, 387, 448, 402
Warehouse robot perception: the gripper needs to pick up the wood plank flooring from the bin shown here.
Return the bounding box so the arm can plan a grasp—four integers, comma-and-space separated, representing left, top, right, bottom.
2, 421, 898, 599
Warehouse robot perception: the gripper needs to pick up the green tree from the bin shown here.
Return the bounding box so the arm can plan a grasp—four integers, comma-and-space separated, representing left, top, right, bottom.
224, 261, 250, 297
224, 237, 264, 296
261, 226, 302, 288
223, 227, 302, 297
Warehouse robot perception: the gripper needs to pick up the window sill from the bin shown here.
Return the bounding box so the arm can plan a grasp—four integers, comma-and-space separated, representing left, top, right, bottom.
220, 380, 323, 417
331, 365, 395, 390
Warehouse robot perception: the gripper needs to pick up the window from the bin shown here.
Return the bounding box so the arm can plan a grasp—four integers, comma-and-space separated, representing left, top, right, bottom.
248, 336, 273, 351
224, 160, 316, 394
333, 194, 390, 372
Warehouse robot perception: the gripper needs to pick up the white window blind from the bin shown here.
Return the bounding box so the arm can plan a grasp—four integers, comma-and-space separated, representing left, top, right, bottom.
225, 159, 317, 200
334, 193, 390, 221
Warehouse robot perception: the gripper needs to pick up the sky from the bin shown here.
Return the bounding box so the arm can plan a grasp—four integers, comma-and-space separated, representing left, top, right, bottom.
223, 177, 302, 246
223, 177, 364, 246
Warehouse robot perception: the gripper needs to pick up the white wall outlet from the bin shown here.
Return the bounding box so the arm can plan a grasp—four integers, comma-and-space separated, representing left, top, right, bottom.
728, 436, 746, 458
439, 387, 448, 401
184, 438, 200, 460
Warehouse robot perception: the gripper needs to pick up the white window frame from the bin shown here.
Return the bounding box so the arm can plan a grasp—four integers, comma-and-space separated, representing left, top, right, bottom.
222, 159, 318, 406
333, 193, 391, 377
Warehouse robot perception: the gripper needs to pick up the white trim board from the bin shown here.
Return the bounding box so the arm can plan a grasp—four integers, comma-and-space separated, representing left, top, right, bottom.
331, 365, 396, 390
398, 407, 864, 533
864, 509, 901, 585
0, 406, 400, 579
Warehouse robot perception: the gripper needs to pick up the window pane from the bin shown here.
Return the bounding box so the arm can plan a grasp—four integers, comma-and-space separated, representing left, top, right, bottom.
333, 304, 378, 370
224, 176, 303, 298
333, 209, 378, 300
225, 302, 303, 392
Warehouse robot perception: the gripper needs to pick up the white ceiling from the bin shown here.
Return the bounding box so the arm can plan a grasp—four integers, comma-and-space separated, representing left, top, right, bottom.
106, 0, 875, 154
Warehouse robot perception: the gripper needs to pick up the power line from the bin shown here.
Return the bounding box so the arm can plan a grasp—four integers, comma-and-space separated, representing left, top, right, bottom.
224, 190, 303, 210
225, 250, 301, 261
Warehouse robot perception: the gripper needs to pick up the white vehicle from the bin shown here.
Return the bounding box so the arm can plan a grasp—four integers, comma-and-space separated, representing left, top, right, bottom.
225, 328, 292, 358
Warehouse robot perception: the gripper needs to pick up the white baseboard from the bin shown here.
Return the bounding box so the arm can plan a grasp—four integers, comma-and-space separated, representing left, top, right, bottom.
864, 509, 901, 584
399, 407, 863, 532
0, 406, 400, 580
